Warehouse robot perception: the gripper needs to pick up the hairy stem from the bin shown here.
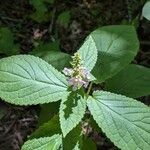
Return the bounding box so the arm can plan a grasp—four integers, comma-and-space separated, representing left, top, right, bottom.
86, 82, 93, 96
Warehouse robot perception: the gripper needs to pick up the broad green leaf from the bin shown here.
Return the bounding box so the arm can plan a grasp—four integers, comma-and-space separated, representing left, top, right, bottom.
33, 51, 71, 71
31, 41, 60, 53
59, 91, 86, 137
22, 134, 62, 150
0, 55, 68, 105
89, 25, 139, 83
30, 115, 61, 139
82, 137, 96, 150
57, 11, 71, 27
78, 35, 98, 72
0, 27, 19, 55
63, 125, 82, 150
87, 91, 150, 150
105, 64, 150, 98
142, 1, 150, 20
38, 101, 60, 125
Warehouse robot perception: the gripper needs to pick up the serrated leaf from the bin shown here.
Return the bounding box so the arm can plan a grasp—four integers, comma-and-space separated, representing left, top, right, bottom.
22, 134, 62, 150
105, 64, 150, 98
33, 51, 71, 71
0, 55, 68, 105
59, 91, 86, 137
78, 35, 98, 72
30, 115, 61, 139
89, 25, 139, 83
63, 125, 82, 150
0, 27, 19, 55
142, 1, 150, 20
38, 102, 60, 125
87, 91, 150, 150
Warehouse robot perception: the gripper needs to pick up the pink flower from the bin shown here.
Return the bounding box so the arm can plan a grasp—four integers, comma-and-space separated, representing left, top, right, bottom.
68, 77, 88, 91
80, 67, 91, 80
63, 68, 73, 76
63, 67, 90, 90
62, 53, 91, 91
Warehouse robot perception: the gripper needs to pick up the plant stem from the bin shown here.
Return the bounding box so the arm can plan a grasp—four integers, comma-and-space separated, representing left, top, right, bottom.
86, 82, 93, 96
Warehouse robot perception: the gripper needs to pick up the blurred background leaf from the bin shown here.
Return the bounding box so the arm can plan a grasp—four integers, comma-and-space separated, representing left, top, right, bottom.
0, 27, 20, 55
57, 11, 71, 27
31, 41, 60, 53
29, 0, 54, 22
38, 102, 60, 126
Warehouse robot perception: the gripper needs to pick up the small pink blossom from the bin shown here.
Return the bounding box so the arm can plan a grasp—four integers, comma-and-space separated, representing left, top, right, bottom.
80, 67, 91, 80
63, 67, 73, 76
62, 53, 91, 91
63, 67, 90, 90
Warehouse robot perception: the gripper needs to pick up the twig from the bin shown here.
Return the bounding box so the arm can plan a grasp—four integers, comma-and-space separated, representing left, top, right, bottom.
140, 40, 150, 46
0, 16, 22, 22
48, 8, 56, 34
3, 120, 16, 136
125, 0, 132, 23
86, 82, 93, 96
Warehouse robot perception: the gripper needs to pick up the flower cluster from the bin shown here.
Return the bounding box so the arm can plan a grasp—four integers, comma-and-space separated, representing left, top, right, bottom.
63, 53, 91, 91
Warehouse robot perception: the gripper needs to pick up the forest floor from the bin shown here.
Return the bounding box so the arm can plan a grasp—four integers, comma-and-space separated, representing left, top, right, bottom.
0, 0, 150, 149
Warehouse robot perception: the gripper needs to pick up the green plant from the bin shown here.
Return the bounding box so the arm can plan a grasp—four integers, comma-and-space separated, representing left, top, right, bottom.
0, 25, 150, 150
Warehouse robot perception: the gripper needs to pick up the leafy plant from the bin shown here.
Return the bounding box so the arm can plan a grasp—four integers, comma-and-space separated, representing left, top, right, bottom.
0, 25, 150, 150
